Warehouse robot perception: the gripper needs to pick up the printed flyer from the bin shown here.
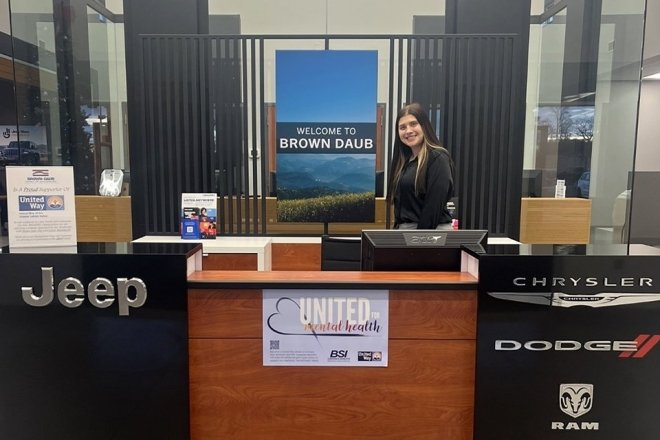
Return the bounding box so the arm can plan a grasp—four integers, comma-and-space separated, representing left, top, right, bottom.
180, 193, 218, 239
6, 166, 77, 249
263, 289, 389, 367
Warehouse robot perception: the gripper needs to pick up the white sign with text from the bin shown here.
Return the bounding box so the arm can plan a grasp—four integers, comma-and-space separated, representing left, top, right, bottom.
6, 166, 77, 249
263, 289, 389, 367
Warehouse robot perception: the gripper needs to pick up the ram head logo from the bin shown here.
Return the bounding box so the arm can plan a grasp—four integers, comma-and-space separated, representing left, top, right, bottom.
559, 384, 593, 418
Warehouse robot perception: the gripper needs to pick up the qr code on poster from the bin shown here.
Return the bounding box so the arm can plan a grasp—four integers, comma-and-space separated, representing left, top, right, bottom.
270, 340, 280, 350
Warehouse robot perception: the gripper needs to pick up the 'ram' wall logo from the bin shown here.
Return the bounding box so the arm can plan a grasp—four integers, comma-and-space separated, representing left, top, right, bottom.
559, 383, 593, 418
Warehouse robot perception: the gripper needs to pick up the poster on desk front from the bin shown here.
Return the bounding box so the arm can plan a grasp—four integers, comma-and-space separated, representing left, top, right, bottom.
6, 166, 77, 249
263, 289, 388, 367
275, 50, 377, 223
474, 254, 660, 440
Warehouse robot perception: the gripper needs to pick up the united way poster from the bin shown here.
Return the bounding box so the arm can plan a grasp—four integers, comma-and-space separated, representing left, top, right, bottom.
5, 166, 77, 249
263, 289, 389, 367
275, 50, 377, 222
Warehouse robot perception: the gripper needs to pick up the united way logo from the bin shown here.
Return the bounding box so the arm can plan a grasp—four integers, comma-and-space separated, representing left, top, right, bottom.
559, 384, 593, 418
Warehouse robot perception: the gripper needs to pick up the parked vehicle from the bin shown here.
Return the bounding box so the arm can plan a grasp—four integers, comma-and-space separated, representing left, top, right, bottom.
0, 141, 43, 165
577, 171, 590, 197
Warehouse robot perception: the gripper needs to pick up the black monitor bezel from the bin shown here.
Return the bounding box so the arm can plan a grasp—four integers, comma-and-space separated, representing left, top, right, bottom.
360, 229, 488, 271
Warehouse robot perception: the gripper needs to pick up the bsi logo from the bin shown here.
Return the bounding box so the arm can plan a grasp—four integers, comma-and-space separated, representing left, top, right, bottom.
2, 128, 10, 138
552, 383, 599, 431
330, 350, 348, 358
22, 267, 147, 316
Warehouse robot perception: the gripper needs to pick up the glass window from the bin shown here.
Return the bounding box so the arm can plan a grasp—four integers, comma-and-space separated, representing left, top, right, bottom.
591, 0, 645, 243
524, 0, 646, 244
86, 6, 129, 177
4, 0, 59, 170
4, 0, 128, 195
524, 7, 567, 198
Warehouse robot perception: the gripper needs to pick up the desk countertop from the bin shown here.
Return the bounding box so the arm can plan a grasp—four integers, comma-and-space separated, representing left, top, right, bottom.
188, 270, 478, 289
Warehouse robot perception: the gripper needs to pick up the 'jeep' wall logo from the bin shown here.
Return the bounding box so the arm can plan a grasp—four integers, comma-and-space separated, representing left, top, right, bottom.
21, 267, 147, 316
559, 384, 593, 418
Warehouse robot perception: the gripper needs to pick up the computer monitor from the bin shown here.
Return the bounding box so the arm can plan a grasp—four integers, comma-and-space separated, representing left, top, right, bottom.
360, 229, 488, 271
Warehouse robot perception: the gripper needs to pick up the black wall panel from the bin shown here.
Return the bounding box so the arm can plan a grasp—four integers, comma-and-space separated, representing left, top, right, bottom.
0, 244, 194, 439
123, 0, 204, 237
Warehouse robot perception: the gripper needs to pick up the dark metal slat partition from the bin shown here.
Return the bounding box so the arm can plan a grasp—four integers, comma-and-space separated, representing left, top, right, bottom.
258, 38, 268, 234
137, 34, 522, 237
413, 35, 521, 233
241, 38, 250, 233
246, 38, 256, 233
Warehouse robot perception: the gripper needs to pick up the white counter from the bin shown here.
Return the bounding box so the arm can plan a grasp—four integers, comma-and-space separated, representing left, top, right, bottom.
133, 236, 273, 270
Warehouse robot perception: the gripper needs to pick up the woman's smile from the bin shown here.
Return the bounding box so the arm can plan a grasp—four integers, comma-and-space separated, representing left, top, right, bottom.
398, 114, 424, 149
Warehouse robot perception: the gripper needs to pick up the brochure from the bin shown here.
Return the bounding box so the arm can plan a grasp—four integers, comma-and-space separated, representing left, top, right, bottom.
180, 193, 217, 239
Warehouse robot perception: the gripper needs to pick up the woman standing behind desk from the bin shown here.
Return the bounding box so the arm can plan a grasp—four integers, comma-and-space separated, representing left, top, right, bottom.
387, 103, 455, 230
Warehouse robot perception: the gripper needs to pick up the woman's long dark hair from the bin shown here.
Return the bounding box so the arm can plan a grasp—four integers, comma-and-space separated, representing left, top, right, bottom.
386, 103, 449, 202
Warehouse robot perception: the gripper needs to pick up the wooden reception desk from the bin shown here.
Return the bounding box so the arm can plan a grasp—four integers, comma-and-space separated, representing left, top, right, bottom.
187, 270, 478, 440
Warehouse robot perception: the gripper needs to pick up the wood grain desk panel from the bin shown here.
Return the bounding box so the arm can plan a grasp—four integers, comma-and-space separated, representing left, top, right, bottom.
271, 243, 321, 270
389, 289, 476, 339
189, 338, 475, 440
189, 289, 262, 338
202, 254, 258, 270
188, 270, 478, 439
519, 197, 592, 244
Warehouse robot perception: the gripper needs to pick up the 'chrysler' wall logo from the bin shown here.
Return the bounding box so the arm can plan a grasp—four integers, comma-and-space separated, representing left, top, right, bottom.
488, 292, 660, 308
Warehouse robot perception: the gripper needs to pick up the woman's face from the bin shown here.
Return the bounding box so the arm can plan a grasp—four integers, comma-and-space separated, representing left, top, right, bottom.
398, 114, 424, 150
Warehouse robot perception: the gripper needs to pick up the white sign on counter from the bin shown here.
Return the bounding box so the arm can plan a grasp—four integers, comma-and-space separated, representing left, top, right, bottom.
6, 166, 77, 249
